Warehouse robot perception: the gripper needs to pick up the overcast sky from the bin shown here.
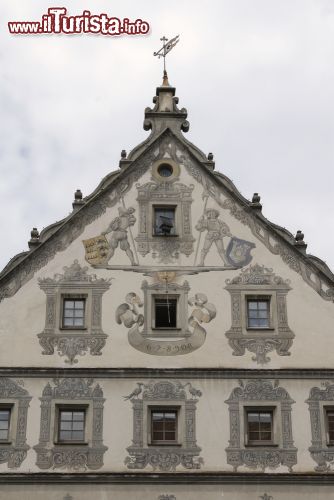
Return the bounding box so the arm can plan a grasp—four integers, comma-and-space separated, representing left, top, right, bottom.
1, 0, 333, 273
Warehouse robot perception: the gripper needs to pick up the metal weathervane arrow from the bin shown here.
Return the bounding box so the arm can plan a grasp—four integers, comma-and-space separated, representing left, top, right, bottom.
154, 35, 180, 75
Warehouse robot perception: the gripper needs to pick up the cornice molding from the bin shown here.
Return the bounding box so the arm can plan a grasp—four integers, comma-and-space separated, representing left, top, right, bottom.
1, 367, 334, 380
0, 472, 334, 485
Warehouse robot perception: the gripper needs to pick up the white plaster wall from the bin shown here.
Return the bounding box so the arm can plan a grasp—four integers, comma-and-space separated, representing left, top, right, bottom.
0, 157, 333, 368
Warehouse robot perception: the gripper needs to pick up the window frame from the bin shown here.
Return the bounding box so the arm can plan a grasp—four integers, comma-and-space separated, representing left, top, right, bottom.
246, 296, 271, 330
245, 406, 276, 447
0, 405, 13, 444
56, 405, 88, 445
149, 406, 180, 446
141, 281, 191, 339
61, 295, 87, 330
152, 294, 179, 330
324, 406, 334, 446
153, 204, 178, 237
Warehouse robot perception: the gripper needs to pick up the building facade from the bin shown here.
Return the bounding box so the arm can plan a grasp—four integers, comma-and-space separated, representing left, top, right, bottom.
0, 73, 334, 499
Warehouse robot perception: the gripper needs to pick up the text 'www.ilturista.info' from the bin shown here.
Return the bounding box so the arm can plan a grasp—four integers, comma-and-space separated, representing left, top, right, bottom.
8, 8, 150, 35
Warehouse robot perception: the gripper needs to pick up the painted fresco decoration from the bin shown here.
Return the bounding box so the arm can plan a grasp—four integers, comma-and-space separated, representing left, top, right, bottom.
83, 205, 138, 266
195, 206, 255, 267
115, 278, 216, 356
124, 380, 203, 471
306, 382, 334, 472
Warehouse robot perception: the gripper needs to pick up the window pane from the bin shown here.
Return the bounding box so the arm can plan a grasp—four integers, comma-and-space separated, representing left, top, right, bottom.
59, 430, 72, 441
152, 412, 164, 421
154, 208, 175, 235
72, 421, 84, 431
260, 432, 272, 441
60, 421, 72, 431
0, 410, 10, 421
165, 431, 176, 440
74, 318, 85, 326
73, 411, 84, 421
74, 301, 84, 309
63, 317, 74, 326
71, 431, 84, 440
61, 411, 73, 421
155, 298, 177, 328
64, 301, 74, 309
0, 430, 9, 440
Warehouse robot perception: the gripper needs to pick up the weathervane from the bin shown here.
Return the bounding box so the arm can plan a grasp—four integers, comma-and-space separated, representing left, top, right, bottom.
154, 35, 180, 75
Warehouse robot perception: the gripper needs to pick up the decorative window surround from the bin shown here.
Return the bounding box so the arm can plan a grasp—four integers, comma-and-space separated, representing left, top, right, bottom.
135, 167, 195, 263
124, 380, 203, 471
225, 380, 297, 472
225, 264, 294, 364
34, 378, 107, 471
38, 260, 111, 364
306, 383, 334, 472
0, 378, 31, 468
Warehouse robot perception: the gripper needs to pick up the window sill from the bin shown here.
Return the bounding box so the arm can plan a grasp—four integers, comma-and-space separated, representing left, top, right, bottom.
246, 327, 276, 332
0, 441, 12, 445
54, 441, 89, 446
148, 442, 182, 447
152, 234, 179, 238
59, 327, 88, 331
245, 443, 279, 448
151, 328, 181, 331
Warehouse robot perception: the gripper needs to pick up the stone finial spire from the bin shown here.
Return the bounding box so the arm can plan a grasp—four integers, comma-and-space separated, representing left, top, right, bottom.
72, 189, 85, 211
28, 228, 40, 249
294, 229, 307, 253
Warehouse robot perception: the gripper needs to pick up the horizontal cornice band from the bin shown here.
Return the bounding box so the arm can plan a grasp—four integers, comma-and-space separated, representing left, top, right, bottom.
0, 367, 334, 379
0, 472, 333, 485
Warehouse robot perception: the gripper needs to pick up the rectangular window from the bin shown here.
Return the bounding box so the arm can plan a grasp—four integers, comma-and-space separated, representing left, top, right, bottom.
62, 298, 85, 328
151, 409, 177, 444
247, 410, 273, 445
154, 296, 177, 328
0, 409, 11, 442
58, 408, 86, 442
247, 299, 270, 328
154, 207, 176, 236
326, 409, 334, 445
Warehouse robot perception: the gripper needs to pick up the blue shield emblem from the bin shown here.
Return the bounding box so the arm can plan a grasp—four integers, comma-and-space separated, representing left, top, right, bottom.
226, 237, 255, 267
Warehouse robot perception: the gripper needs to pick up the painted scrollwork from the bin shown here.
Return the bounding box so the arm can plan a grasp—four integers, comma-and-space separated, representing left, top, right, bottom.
0, 378, 32, 468
225, 380, 297, 472
124, 380, 203, 471
306, 383, 334, 472
34, 378, 107, 471
116, 280, 216, 355
225, 264, 294, 364
38, 260, 110, 364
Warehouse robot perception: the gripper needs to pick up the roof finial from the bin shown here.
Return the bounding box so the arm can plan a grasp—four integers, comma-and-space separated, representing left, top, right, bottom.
154, 35, 180, 83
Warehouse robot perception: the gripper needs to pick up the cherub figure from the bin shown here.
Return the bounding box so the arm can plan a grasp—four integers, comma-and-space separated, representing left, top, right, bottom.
196, 208, 231, 266
102, 207, 136, 265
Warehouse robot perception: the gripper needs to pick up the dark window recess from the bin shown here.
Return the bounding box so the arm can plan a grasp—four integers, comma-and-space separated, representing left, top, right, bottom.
247, 410, 273, 445
0, 409, 10, 441
327, 410, 334, 444
58, 409, 85, 442
157, 163, 173, 178
62, 299, 85, 328
151, 410, 177, 443
247, 299, 270, 328
155, 297, 177, 328
154, 208, 176, 236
